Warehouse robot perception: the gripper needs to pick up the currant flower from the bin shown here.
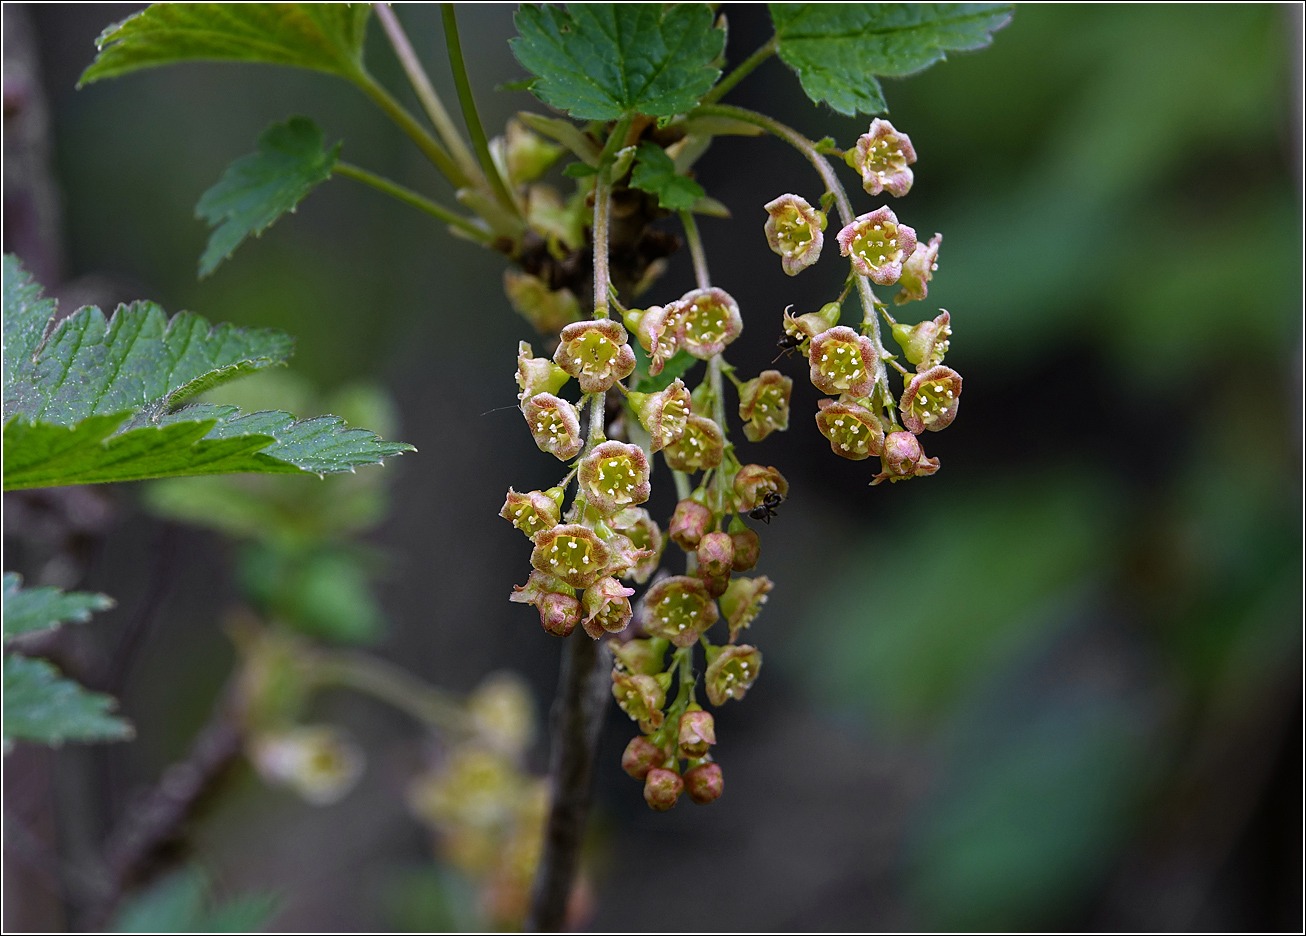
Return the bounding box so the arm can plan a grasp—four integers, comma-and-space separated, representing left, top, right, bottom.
499, 487, 564, 540
503, 270, 582, 333
515, 341, 570, 406
899, 365, 963, 433
610, 636, 670, 676
627, 378, 691, 452
669, 499, 714, 550
782, 301, 843, 353
642, 575, 720, 648
578, 441, 651, 514
608, 508, 664, 583
612, 670, 670, 732
622, 735, 666, 780
808, 326, 878, 397
836, 207, 918, 285
668, 287, 743, 359
554, 319, 636, 393
683, 761, 724, 804
662, 414, 725, 473
815, 398, 886, 460
734, 464, 788, 513
894, 233, 942, 305
678, 708, 716, 757
643, 767, 683, 811
509, 571, 582, 637
601, 534, 655, 581
522, 393, 583, 461
871, 431, 941, 485
704, 644, 762, 706
763, 193, 826, 275
581, 576, 636, 639
696, 532, 735, 580
248, 725, 365, 805
729, 527, 761, 572
848, 118, 917, 197
718, 575, 773, 642
738, 370, 793, 442
626, 304, 682, 377
890, 310, 952, 372
529, 524, 611, 589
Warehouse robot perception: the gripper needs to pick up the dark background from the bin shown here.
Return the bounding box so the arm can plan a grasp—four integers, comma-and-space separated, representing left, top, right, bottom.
4, 3, 1302, 931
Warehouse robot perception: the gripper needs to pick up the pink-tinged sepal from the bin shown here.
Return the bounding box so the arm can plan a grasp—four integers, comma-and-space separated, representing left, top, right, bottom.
836, 207, 917, 285
669, 499, 714, 550
719, 575, 773, 642
815, 397, 886, 460
642, 575, 720, 648
847, 119, 917, 197
627, 304, 682, 376
622, 735, 667, 780
696, 532, 735, 580
553, 319, 636, 393
678, 708, 716, 758
704, 643, 762, 705
529, 524, 612, 588
763, 193, 826, 275
610, 636, 670, 676
894, 233, 941, 305
608, 507, 664, 583
516, 341, 571, 407
509, 571, 581, 637
683, 761, 724, 804
578, 441, 651, 514
808, 326, 877, 397
738, 370, 793, 442
612, 670, 670, 732
668, 287, 743, 359
628, 378, 691, 452
662, 414, 725, 472
601, 533, 655, 581
522, 393, 583, 460
871, 431, 941, 485
891, 310, 952, 372
643, 766, 683, 810
734, 464, 788, 513
899, 365, 962, 433
581, 576, 636, 639
499, 487, 563, 540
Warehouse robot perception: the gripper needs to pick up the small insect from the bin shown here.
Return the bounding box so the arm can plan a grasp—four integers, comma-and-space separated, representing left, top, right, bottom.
772, 331, 802, 364
747, 490, 785, 525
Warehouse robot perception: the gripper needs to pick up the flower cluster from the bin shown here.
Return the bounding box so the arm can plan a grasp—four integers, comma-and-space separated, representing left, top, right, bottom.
765, 121, 964, 484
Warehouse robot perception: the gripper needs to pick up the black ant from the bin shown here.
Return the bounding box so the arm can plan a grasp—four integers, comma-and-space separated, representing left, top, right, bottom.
772, 331, 802, 364
748, 491, 785, 524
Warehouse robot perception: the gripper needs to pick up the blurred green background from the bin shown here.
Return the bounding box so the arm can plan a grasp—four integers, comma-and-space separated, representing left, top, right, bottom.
4, 3, 1300, 931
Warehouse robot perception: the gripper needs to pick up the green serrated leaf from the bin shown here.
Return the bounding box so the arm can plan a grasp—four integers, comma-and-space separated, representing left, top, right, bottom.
196, 117, 339, 278
78, 3, 372, 86
3, 573, 115, 641
769, 3, 1014, 116
510, 4, 725, 120
2, 255, 55, 382
629, 141, 706, 211
112, 865, 279, 934
4, 653, 133, 745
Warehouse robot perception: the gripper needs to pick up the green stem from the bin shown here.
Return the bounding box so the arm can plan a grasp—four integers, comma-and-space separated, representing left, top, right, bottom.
592, 168, 614, 319
374, 3, 484, 187
333, 162, 492, 244
353, 70, 472, 190
672, 469, 692, 501
700, 36, 778, 105
441, 4, 521, 217
679, 209, 712, 291
312, 650, 472, 736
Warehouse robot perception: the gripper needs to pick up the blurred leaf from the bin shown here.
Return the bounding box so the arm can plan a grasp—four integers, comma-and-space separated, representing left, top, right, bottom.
3, 654, 133, 745
510, 4, 725, 120
382, 865, 480, 933
79, 3, 372, 86
629, 141, 706, 211
769, 3, 1014, 115
516, 112, 602, 167
239, 544, 384, 643
3, 257, 292, 426
629, 344, 698, 393
801, 480, 1112, 730
113, 865, 279, 933
196, 117, 340, 278
3, 573, 115, 640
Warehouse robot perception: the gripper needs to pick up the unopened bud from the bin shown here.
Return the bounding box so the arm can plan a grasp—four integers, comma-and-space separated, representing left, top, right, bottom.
678, 708, 716, 757
510, 571, 582, 636
516, 340, 571, 406
643, 767, 683, 810
729, 527, 761, 571
669, 499, 714, 550
871, 431, 940, 485
683, 761, 724, 804
696, 532, 735, 579
622, 735, 665, 780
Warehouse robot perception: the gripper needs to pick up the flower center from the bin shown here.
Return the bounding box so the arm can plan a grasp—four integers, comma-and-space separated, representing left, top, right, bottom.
816, 339, 866, 390
852, 222, 903, 272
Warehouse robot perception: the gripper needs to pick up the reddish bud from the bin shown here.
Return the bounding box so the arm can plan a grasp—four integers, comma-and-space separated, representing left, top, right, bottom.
894, 233, 942, 305
669, 499, 714, 550
696, 532, 735, 579
554, 319, 636, 393
668, 287, 743, 359
622, 735, 665, 780
509, 571, 581, 637
662, 415, 725, 473
729, 528, 761, 571
684, 762, 724, 804
836, 206, 917, 285
808, 326, 877, 397
815, 397, 886, 460
643, 767, 683, 811
719, 575, 773, 642
628, 378, 691, 452
678, 708, 716, 757
530, 524, 612, 588
642, 575, 719, 648
523, 392, 583, 461
847, 118, 917, 197
581, 576, 636, 639
704, 644, 762, 706
734, 464, 789, 513
899, 365, 962, 434
499, 487, 562, 540
738, 370, 793, 442
763, 193, 826, 276
871, 431, 940, 485
578, 441, 651, 514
